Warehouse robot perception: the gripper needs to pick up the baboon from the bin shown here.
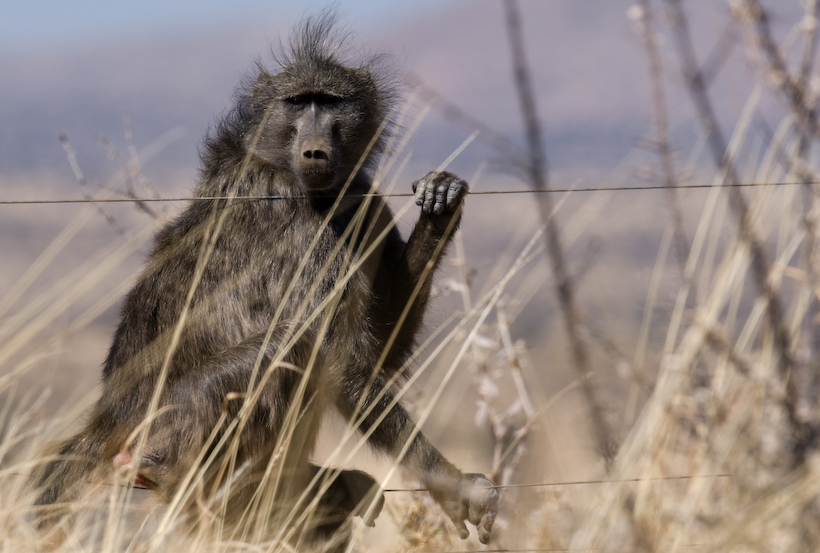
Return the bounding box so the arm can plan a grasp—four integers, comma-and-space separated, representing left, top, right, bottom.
33, 14, 498, 548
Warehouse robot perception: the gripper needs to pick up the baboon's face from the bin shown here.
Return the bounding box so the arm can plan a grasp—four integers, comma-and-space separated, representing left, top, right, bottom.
286, 92, 346, 190
249, 65, 380, 192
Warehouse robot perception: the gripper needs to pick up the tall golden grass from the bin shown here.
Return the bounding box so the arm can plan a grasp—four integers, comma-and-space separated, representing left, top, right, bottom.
4, 1, 820, 551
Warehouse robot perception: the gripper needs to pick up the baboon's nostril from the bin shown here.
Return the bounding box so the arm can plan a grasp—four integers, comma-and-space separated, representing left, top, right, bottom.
303, 149, 329, 160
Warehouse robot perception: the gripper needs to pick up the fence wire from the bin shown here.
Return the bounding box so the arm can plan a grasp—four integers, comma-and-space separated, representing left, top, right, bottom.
0, 179, 810, 206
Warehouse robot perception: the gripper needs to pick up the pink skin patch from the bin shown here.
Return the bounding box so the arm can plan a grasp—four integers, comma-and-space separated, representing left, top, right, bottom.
112, 451, 133, 471
112, 451, 152, 489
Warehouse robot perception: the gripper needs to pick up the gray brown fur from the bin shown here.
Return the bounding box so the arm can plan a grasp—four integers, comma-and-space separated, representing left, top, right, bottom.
33, 13, 498, 547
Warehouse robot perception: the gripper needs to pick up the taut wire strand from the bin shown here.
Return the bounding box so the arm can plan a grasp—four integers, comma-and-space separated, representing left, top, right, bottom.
0, 180, 812, 206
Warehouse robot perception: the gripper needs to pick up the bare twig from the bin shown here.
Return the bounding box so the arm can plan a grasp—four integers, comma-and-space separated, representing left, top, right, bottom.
739, 0, 820, 461
95, 131, 160, 220
502, 0, 615, 465
704, 326, 754, 376
736, 0, 820, 139
59, 133, 126, 235
635, 0, 690, 276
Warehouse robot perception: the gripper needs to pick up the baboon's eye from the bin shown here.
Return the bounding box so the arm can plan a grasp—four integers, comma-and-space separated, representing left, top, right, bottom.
285, 93, 344, 107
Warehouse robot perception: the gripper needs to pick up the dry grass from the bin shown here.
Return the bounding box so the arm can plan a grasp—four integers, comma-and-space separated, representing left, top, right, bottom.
5, 1, 820, 551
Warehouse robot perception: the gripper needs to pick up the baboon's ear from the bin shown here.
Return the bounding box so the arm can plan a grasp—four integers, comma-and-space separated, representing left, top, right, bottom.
252, 72, 276, 101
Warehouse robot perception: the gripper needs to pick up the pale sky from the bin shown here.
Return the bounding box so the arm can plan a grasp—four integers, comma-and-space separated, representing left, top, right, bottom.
1, 0, 446, 48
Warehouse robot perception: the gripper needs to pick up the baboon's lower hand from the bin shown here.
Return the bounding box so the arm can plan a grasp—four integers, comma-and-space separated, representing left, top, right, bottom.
435, 473, 499, 544
465, 473, 498, 544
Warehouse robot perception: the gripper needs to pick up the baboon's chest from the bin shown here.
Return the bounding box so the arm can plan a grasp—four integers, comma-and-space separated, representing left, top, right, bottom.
206, 207, 375, 336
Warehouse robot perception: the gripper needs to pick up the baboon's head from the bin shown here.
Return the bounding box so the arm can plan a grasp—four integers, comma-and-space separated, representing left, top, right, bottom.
247, 14, 394, 192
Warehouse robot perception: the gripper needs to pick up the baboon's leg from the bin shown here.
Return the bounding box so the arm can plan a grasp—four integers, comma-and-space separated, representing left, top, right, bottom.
121, 329, 324, 510
34, 328, 324, 534
304, 465, 384, 535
